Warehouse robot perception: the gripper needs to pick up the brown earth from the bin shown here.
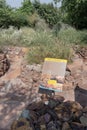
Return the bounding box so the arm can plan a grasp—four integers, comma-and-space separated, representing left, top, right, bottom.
0, 46, 87, 130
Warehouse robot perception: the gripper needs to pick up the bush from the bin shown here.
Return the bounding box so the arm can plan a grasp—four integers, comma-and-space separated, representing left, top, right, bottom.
35, 18, 49, 31
29, 30, 54, 46
0, 27, 23, 45
26, 12, 39, 27
10, 11, 28, 29
57, 27, 87, 45
0, 8, 12, 28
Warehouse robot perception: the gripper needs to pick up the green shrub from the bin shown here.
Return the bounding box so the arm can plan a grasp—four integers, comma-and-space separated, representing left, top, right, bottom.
26, 12, 39, 27
35, 18, 49, 31
0, 27, 36, 46
57, 27, 87, 45
10, 11, 28, 29
0, 27, 23, 45
79, 30, 87, 45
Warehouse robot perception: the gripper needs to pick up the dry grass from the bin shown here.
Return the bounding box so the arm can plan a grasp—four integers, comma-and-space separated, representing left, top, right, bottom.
0, 26, 86, 64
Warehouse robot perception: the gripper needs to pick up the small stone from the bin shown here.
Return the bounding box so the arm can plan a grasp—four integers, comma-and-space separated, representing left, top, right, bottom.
29, 79, 33, 83
0, 81, 5, 87
11, 118, 30, 130
38, 115, 45, 125
70, 122, 85, 130
47, 121, 58, 130
26, 101, 45, 111
80, 116, 87, 126
54, 95, 65, 103
74, 86, 87, 107
62, 122, 71, 130
65, 70, 71, 77
32, 77, 38, 82
20, 110, 30, 120
41, 125, 46, 130
44, 113, 51, 123
48, 98, 60, 109
83, 106, 87, 114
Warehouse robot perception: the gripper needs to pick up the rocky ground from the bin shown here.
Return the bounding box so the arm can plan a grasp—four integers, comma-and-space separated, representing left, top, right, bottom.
0, 46, 87, 130
11, 97, 87, 130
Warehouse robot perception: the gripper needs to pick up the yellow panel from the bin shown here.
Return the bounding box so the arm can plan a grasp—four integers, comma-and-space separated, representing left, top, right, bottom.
48, 80, 57, 85
45, 58, 67, 63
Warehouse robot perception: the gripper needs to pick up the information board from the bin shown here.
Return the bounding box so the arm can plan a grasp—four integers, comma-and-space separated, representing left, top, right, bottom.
40, 58, 67, 92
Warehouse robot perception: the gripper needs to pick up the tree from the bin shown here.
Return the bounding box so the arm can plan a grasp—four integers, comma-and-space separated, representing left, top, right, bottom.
33, 1, 60, 27
0, 8, 12, 28
0, 0, 6, 8
61, 0, 87, 29
20, 0, 34, 14
0, 0, 30, 28
0, 0, 12, 28
10, 10, 28, 29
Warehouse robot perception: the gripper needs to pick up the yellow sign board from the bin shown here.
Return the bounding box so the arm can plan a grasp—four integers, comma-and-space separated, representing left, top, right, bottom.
40, 58, 67, 92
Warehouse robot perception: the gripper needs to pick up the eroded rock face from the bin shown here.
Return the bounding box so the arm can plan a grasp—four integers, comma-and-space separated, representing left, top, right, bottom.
0, 52, 10, 77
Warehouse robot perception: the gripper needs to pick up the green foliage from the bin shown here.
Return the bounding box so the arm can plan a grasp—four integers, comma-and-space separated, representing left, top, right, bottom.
33, 1, 60, 27
57, 26, 87, 45
35, 18, 49, 31
30, 30, 54, 46
26, 12, 39, 27
61, 0, 87, 29
53, 22, 62, 36
0, 27, 23, 45
10, 10, 28, 29
0, 0, 36, 28
0, 0, 6, 8
20, 0, 34, 14
0, 0, 12, 28
77, 30, 87, 44
1, 26, 86, 46
0, 0, 87, 30
0, 8, 11, 28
